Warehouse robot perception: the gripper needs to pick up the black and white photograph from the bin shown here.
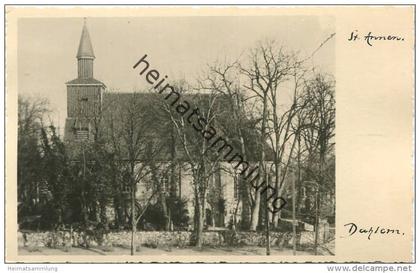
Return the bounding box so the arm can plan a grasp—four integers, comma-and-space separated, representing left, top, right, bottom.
5, 5, 414, 266
16, 15, 335, 257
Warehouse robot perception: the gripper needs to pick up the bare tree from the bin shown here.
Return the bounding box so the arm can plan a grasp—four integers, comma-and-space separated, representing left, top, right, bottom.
240, 40, 300, 231
158, 81, 221, 247
103, 92, 165, 255
263, 46, 306, 228
18, 95, 50, 138
201, 61, 254, 229
298, 74, 335, 254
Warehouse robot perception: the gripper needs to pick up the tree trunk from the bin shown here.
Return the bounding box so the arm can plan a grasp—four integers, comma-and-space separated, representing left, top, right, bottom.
294, 134, 302, 255
240, 174, 251, 229
130, 172, 136, 255
250, 186, 261, 231
292, 170, 297, 255
250, 91, 268, 231
265, 172, 271, 255
194, 190, 204, 248
160, 193, 170, 231
239, 136, 251, 229
196, 210, 204, 248
314, 188, 319, 255
272, 163, 281, 228
192, 168, 205, 248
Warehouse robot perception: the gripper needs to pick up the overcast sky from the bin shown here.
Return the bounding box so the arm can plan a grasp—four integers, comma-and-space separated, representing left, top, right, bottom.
18, 16, 335, 133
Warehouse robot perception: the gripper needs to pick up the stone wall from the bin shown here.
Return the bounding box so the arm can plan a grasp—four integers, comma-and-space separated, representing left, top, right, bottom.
18, 230, 316, 249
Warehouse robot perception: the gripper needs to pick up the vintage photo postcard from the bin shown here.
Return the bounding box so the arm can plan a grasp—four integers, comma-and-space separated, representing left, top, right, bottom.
4, 5, 414, 263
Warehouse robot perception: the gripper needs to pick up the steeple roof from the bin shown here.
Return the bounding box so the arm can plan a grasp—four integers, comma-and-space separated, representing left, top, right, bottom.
76, 20, 95, 59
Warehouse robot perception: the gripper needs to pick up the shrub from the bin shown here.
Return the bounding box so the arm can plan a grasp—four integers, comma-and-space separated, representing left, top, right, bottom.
142, 202, 165, 230
168, 196, 190, 230
141, 196, 190, 231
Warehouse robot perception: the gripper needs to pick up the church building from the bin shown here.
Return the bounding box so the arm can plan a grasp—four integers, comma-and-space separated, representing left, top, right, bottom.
64, 22, 269, 230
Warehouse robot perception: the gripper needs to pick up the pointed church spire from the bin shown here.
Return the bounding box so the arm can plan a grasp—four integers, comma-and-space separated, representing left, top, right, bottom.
77, 19, 95, 59
77, 19, 95, 78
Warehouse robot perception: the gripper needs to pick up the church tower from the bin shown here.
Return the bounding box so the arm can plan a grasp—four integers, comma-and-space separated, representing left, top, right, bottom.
64, 20, 106, 142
